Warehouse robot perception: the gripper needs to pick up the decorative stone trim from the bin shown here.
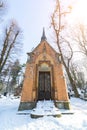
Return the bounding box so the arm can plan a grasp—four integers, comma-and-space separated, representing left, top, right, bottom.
18, 101, 36, 111
54, 100, 71, 109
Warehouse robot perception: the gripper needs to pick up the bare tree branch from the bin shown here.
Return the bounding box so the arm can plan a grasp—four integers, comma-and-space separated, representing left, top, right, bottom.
51, 0, 79, 97
0, 21, 22, 73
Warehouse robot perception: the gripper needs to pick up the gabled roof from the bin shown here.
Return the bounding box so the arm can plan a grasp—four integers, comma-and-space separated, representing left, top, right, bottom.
31, 40, 58, 55
28, 29, 59, 55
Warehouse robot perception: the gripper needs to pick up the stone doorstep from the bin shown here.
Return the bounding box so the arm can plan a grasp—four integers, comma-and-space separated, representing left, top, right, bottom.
17, 109, 74, 118
30, 110, 74, 118
17, 101, 73, 118
30, 113, 61, 118
30, 109, 62, 118
17, 112, 61, 117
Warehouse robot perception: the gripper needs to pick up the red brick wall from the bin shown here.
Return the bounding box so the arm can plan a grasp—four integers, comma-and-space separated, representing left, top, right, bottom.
20, 41, 69, 102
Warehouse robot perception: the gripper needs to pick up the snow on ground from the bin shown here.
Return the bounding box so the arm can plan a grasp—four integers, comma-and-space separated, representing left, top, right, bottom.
0, 96, 87, 130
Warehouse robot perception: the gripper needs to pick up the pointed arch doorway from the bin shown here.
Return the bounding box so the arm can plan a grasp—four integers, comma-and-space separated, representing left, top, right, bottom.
37, 62, 53, 101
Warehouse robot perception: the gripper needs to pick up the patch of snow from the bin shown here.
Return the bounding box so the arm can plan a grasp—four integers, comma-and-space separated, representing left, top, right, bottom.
0, 96, 87, 130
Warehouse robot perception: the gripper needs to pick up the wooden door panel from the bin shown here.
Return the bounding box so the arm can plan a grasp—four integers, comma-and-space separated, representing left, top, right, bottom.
38, 72, 45, 100
44, 72, 51, 100
38, 72, 51, 100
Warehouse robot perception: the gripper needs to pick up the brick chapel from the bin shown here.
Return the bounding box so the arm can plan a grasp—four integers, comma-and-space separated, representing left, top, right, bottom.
18, 29, 70, 110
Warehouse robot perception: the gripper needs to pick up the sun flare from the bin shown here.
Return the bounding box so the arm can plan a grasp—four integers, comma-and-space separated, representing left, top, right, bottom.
69, 0, 87, 24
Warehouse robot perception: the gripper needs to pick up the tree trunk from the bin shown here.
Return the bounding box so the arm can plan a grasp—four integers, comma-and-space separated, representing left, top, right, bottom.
57, 36, 79, 97
51, 0, 79, 97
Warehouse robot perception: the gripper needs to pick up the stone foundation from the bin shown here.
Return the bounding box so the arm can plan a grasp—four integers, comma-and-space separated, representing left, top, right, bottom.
18, 101, 36, 111
54, 101, 70, 109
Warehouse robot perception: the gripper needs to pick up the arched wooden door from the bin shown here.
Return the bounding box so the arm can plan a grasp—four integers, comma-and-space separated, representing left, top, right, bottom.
38, 71, 51, 100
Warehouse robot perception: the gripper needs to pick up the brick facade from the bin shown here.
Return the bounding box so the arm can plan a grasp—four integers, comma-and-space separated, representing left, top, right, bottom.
18, 39, 70, 110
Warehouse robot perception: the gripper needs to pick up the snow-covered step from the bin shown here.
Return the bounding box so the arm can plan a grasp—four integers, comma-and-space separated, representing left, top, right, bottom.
30, 100, 61, 118
36, 100, 55, 109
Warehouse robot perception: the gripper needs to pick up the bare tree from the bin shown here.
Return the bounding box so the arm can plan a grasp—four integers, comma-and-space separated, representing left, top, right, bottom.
51, 0, 79, 97
72, 23, 87, 56
0, 20, 22, 73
